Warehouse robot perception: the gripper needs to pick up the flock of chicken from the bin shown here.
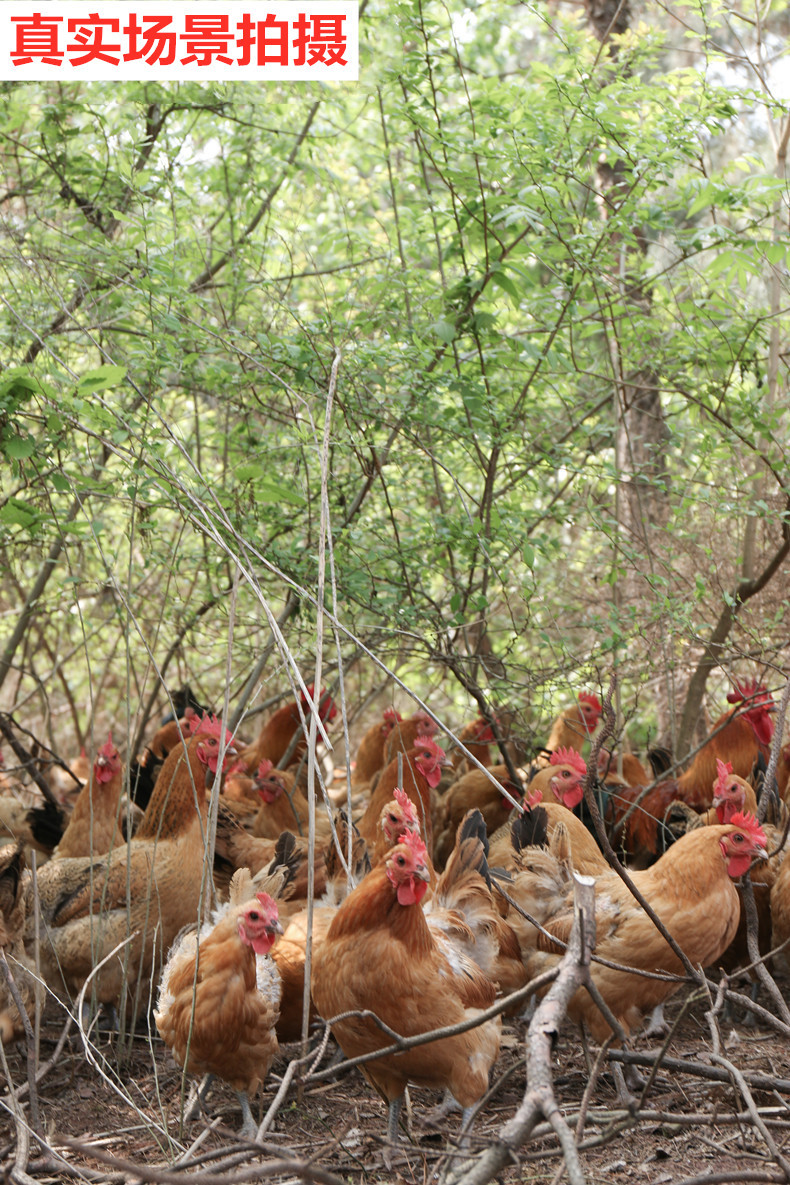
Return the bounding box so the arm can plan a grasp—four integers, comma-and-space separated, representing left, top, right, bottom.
0, 676, 788, 1158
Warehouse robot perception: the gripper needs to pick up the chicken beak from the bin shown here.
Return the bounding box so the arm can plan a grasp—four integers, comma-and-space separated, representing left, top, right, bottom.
415, 862, 431, 883
270, 919, 284, 937
753, 844, 769, 862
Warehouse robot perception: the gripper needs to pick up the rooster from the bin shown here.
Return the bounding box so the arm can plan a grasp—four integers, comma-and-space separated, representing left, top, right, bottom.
609, 679, 776, 860
27, 714, 237, 1012
155, 871, 283, 1138
54, 734, 124, 859
507, 805, 767, 1042
312, 829, 501, 1163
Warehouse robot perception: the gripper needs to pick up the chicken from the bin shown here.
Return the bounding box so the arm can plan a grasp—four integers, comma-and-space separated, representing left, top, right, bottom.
526, 747, 587, 809
510, 805, 767, 1041
425, 810, 527, 1000
311, 830, 501, 1159
770, 847, 790, 975
661, 759, 759, 847
0, 844, 41, 1044
214, 808, 327, 901
129, 709, 197, 810
0, 793, 66, 856
610, 679, 776, 860
433, 763, 523, 869
271, 816, 370, 1042
28, 714, 236, 1012
53, 734, 125, 859
372, 787, 436, 877
351, 708, 403, 787
383, 710, 440, 766
250, 761, 332, 842
375, 793, 523, 995
450, 715, 499, 774
155, 875, 283, 1138
539, 692, 602, 761
488, 793, 608, 879
356, 737, 447, 853
239, 684, 337, 774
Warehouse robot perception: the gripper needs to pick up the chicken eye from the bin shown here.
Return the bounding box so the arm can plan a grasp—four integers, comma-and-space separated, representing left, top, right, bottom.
249, 911, 260, 921
396, 856, 405, 865
732, 834, 743, 843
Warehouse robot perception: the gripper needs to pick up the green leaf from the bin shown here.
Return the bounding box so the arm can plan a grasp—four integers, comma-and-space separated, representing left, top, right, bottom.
76, 365, 127, 394
433, 320, 457, 343
0, 498, 38, 528
3, 434, 36, 460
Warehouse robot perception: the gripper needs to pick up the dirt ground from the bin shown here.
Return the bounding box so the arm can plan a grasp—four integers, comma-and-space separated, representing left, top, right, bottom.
2, 973, 789, 1185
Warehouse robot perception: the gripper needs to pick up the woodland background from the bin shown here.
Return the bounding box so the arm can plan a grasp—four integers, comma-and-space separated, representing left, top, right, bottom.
1, 0, 790, 1180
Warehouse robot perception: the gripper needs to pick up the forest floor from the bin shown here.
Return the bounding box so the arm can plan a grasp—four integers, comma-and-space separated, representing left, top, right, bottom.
2, 973, 789, 1185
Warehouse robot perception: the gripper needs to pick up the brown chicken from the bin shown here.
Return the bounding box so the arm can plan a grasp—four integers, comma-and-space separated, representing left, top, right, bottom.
383, 710, 439, 766
770, 846, 790, 975
272, 816, 370, 1042
450, 715, 499, 774
540, 692, 602, 760
610, 679, 776, 860
0, 844, 41, 1045
351, 708, 403, 787
433, 763, 523, 869
28, 714, 237, 1012
155, 876, 283, 1137
356, 737, 447, 852
214, 808, 327, 902
250, 761, 333, 843
54, 734, 125, 859
240, 684, 338, 774
510, 806, 767, 1041
312, 830, 501, 1161
488, 791, 608, 879
526, 747, 588, 809
424, 810, 527, 1000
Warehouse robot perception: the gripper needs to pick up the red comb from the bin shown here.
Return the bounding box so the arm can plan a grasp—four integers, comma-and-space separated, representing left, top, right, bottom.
302, 684, 338, 722
256, 759, 274, 779
579, 692, 602, 713
393, 786, 419, 822
414, 735, 444, 757
98, 734, 116, 758
729, 810, 766, 846
550, 747, 587, 776
727, 679, 769, 704
383, 707, 403, 725
714, 758, 733, 790
396, 828, 429, 863
192, 713, 234, 746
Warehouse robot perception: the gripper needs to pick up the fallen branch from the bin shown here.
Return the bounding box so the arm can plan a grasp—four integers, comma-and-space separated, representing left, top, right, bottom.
440, 873, 597, 1185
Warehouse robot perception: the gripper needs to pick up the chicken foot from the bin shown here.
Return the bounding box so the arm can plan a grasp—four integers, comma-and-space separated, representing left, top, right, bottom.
182, 1072, 215, 1123
236, 1090, 258, 1141
383, 1095, 404, 1170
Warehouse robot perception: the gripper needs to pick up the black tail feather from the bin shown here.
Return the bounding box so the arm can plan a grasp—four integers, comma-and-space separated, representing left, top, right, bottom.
511, 804, 549, 852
